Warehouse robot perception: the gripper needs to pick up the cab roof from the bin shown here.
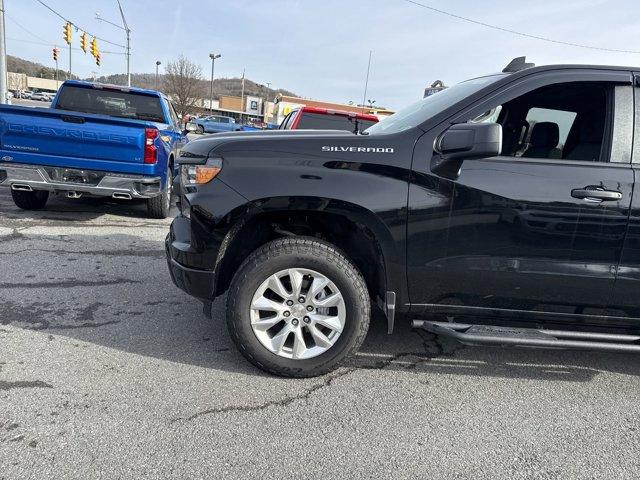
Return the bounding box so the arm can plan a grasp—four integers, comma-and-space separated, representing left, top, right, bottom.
61, 79, 165, 98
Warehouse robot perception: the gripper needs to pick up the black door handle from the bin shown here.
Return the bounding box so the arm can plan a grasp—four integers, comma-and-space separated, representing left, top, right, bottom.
571, 186, 622, 201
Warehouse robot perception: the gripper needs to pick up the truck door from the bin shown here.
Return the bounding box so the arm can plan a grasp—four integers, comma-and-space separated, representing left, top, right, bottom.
408, 70, 634, 319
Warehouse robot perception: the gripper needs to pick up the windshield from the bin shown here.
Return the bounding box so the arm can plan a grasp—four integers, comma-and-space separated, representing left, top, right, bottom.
55, 85, 166, 123
365, 74, 505, 135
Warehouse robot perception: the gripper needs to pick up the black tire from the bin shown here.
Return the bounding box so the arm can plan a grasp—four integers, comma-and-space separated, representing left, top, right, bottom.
227, 237, 370, 377
197, 125, 204, 134
146, 165, 172, 219
11, 189, 49, 210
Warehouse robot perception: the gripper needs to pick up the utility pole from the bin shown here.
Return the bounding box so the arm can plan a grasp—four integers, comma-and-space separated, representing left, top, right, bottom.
209, 53, 220, 112
117, 1, 131, 87
0, 0, 8, 104
96, 1, 131, 86
155, 60, 161, 90
240, 68, 245, 123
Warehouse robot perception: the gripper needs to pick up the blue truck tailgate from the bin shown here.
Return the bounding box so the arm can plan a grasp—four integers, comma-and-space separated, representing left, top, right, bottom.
0, 105, 157, 175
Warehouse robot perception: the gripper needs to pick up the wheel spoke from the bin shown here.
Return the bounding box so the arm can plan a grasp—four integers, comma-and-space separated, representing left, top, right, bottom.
292, 328, 307, 359
309, 276, 330, 298
266, 274, 290, 300
312, 314, 343, 333
269, 324, 292, 353
288, 269, 305, 297
313, 292, 342, 308
251, 296, 284, 313
251, 315, 283, 331
309, 325, 333, 348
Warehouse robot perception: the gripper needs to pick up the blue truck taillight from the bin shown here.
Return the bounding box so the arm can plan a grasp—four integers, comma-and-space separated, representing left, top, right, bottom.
144, 128, 158, 164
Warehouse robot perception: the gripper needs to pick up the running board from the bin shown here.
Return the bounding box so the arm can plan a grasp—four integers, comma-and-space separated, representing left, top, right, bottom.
412, 320, 640, 353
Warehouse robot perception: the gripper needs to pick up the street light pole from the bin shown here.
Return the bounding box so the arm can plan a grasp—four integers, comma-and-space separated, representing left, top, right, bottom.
155, 60, 161, 90
209, 53, 221, 112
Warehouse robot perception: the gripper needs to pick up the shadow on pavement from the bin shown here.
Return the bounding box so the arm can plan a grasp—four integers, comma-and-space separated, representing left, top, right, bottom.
2, 227, 640, 383
0, 190, 177, 222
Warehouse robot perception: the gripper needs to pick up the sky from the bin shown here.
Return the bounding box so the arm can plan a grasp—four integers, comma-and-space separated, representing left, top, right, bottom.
5, 0, 640, 109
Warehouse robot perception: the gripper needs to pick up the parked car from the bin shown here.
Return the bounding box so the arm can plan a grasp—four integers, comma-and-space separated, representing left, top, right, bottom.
0, 80, 190, 218
192, 114, 242, 134
30, 91, 50, 102
167, 57, 640, 377
279, 106, 379, 134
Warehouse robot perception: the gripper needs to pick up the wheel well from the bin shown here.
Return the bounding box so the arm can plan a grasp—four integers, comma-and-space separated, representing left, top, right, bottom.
216, 211, 386, 304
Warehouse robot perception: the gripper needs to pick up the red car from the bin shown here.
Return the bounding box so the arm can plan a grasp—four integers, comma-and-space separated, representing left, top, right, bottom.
279, 106, 378, 134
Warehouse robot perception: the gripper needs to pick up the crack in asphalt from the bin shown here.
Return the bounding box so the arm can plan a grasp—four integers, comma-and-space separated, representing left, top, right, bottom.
0, 380, 53, 391
0, 278, 140, 289
174, 367, 356, 423
174, 330, 457, 423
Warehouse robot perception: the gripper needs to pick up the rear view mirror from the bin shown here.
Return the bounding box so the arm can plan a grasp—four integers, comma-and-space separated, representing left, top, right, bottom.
431, 122, 502, 179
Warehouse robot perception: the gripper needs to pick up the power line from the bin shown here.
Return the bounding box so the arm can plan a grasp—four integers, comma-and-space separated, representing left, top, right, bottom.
403, 0, 640, 54
34, 0, 126, 49
6, 37, 126, 55
5, 12, 49, 44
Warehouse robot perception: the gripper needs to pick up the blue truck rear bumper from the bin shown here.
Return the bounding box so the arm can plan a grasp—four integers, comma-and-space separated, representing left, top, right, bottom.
0, 162, 162, 199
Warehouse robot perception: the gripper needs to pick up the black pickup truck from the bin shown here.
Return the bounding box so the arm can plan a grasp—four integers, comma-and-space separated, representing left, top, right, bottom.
166, 57, 640, 377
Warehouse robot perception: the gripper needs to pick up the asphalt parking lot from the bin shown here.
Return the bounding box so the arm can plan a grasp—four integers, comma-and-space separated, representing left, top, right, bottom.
1, 190, 640, 479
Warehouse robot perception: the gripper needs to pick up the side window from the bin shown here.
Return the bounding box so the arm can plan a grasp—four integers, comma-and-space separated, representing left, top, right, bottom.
524, 107, 577, 159
467, 82, 611, 162
168, 102, 180, 127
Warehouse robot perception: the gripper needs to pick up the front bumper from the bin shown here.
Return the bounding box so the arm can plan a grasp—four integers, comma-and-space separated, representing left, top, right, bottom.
165, 215, 215, 300
0, 163, 162, 199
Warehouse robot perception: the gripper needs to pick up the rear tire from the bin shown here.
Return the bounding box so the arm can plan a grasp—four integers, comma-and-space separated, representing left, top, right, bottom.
227, 237, 370, 377
11, 189, 49, 210
197, 125, 204, 134
146, 166, 172, 219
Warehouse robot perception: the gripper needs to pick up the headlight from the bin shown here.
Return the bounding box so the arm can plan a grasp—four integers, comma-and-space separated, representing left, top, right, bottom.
181, 157, 222, 186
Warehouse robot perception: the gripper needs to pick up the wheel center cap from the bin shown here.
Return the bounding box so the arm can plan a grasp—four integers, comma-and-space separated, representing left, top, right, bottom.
291, 304, 306, 318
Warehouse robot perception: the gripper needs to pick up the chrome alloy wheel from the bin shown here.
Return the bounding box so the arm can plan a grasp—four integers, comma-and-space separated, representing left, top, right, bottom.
249, 268, 346, 359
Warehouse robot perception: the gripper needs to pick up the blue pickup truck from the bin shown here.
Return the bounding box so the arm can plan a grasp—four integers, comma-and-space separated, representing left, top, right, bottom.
0, 80, 190, 218
191, 114, 242, 134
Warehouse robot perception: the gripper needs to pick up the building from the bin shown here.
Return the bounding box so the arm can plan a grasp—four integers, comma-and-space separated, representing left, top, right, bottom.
8, 72, 60, 94
194, 94, 267, 124
270, 95, 394, 126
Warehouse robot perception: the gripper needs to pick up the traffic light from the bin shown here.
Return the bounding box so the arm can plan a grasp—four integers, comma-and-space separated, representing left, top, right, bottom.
90, 37, 98, 58
80, 32, 87, 53
52, 47, 59, 61
63, 22, 72, 45
95, 52, 101, 67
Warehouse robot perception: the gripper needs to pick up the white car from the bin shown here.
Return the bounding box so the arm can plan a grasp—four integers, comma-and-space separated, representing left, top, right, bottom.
31, 92, 51, 102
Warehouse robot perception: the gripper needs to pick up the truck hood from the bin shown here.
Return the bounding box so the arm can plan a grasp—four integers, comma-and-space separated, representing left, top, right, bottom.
180, 129, 356, 161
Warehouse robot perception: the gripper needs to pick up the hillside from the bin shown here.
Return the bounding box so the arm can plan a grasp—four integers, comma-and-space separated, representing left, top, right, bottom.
93, 73, 297, 101
7, 55, 297, 100
7, 55, 76, 81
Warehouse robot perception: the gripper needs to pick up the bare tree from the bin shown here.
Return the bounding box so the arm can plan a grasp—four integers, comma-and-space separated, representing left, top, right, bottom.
163, 56, 204, 117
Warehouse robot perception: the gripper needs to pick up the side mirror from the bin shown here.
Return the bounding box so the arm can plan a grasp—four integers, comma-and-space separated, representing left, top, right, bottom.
183, 122, 198, 135
431, 122, 502, 179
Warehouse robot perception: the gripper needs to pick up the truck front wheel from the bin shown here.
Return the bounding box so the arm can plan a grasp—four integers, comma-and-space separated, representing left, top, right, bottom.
11, 189, 49, 210
227, 237, 370, 377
